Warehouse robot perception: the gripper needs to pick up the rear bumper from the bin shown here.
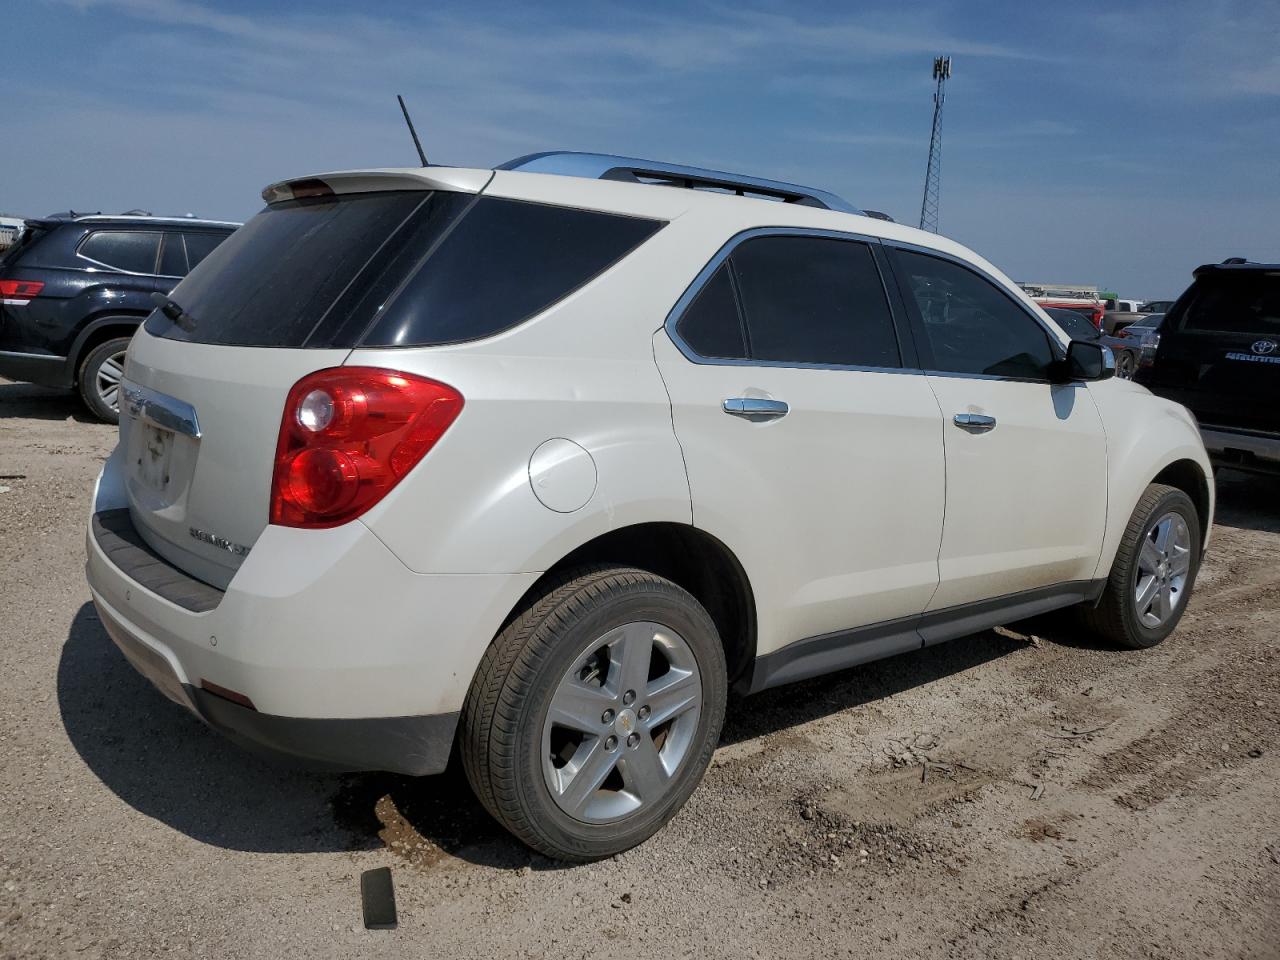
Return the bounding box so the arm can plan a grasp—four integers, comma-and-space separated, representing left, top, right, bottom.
85, 459, 539, 774
94, 595, 457, 774
0, 349, 71, 388
1201, 426, 1280, 474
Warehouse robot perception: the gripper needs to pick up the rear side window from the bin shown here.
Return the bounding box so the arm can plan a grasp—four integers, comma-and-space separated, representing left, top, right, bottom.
731, 236, 900, 367
360, 198, 662, 347
1178, 273, 1280, 336
147, 192, 662, 348
183, 232, 226, 270
79, 231, 160, 274
896, 249, 1054, 379
159, 234, 187, 276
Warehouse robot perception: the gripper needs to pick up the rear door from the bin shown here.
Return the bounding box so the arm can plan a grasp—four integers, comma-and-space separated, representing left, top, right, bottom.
654, 232, 945, 658
1143, 270, 1280, 434
887, 246, 1108, 612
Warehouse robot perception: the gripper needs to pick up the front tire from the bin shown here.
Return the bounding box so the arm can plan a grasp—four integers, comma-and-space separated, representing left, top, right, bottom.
1082, 483, 1201, 649
77, 336, 131, 424
459, 566, 727, 862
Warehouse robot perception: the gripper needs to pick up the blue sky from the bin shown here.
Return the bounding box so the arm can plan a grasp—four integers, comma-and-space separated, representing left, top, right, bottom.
5, 0, 1279, 296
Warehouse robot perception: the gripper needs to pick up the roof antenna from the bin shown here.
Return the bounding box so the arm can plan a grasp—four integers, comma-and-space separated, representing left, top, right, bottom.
397, 94, 428, 167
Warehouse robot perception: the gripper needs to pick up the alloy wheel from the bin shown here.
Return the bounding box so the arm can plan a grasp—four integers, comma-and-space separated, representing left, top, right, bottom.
1133, 511, 1192, 628
541, 620, 702, 824
96, 349, 127, 412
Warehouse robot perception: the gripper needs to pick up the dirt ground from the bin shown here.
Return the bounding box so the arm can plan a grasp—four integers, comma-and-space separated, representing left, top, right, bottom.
1, 375, 1278, 960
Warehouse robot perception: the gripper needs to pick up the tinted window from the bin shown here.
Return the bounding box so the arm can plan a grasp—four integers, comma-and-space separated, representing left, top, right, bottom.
675, 263, 747, 359
183, 232, 227, 270
79, 231, 160, 274
1046, 308, 1099, 342
159, 234, 187, 276
897, 250, 1054, 378
362, 198, 662, 347
1178, 273, 1280, 336
730, 235, 900, 367
147, 191, 447, 347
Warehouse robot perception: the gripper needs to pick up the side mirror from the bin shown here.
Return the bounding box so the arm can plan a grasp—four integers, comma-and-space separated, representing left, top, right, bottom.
1064, 340, 1115, 381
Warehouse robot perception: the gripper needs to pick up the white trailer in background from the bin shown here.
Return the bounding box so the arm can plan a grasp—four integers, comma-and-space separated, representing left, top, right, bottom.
0, 216, 25, 251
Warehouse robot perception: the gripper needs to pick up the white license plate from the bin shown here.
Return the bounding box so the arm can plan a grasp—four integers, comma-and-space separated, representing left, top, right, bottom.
138, 423, 174, 491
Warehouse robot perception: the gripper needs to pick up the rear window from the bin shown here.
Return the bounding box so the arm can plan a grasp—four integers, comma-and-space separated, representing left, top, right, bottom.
79, 231, 161, 274
1176, 273, 1280, 337
146, 191, 663, 348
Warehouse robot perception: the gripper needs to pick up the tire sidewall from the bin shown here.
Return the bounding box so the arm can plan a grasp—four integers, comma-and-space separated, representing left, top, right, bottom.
512, 584, 727, 859
1120, 490, 1201, 647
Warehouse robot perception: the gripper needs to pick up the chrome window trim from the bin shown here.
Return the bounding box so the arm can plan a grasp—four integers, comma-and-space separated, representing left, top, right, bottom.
663, 226, 918, 375
75, 230, 164, 278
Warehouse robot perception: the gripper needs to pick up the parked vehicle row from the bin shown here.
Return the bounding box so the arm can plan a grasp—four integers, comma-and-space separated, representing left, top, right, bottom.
83, 152, 1214, 862
0, 213, 238, 420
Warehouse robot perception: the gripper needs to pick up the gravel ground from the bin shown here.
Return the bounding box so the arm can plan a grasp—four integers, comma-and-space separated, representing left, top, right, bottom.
1, 375, 1278, 960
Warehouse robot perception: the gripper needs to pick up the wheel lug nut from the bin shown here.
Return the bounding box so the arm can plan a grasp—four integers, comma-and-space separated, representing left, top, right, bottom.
602, 709, 615, 724
605, 735, 618, 751
623, 690, 636, 706
627, 733, 640, 748
638, 705, 650, 720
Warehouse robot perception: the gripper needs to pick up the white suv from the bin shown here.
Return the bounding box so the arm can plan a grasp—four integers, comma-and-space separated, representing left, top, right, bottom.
85, 152, 1213, 861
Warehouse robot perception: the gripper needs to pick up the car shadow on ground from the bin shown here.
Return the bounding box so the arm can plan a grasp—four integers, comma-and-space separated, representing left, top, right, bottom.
0, 381, 94, 423
1213, 469, 1280, 534
60, 602, 1037, 870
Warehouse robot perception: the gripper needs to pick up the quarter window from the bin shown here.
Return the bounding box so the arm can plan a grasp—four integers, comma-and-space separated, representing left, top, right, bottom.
675, 263, 747, 360
79, 231, 160, 274
895, 250, 1055, 379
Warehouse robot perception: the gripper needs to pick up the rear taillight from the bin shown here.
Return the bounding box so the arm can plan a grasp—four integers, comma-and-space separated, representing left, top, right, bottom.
0, 279, 44, 301
270, 367, 463, 529
1138, 333, 1161, 368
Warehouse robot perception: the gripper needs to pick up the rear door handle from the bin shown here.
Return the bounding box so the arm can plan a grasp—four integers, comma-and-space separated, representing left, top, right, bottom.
953, 412, 996, 432
723, 398, 789, 420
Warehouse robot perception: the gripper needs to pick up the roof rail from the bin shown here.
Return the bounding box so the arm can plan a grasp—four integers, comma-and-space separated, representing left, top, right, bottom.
498, 151, 862, 214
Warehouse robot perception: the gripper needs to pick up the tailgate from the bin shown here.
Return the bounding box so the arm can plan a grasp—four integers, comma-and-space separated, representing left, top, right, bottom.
121, 329, 349, 589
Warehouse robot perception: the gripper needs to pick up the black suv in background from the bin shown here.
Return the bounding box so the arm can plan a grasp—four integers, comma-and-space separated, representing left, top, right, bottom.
1136, 259, 1280, 475
0, 214, 238, 421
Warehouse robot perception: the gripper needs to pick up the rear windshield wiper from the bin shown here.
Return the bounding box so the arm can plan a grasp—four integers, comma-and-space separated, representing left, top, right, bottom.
150, 292, 198, 333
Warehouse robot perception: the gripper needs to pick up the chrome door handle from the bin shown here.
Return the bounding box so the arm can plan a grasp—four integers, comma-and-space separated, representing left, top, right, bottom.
723, 397, 789, 420
953, 412, 996, 432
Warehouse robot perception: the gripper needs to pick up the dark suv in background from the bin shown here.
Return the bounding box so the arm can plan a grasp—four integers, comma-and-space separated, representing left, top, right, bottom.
1136, 259, 1280, 475
0, 214, 238, 421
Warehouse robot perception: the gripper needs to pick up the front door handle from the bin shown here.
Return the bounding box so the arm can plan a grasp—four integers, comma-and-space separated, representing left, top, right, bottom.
953, 412, 996, 432
723, 397, 789, 421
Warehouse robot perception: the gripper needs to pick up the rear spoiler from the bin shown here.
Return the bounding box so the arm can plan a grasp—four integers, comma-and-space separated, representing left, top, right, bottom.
261, 167, 493, 205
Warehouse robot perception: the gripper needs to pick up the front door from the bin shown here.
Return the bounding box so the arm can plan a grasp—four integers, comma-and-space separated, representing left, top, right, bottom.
888, 246, 1109, 611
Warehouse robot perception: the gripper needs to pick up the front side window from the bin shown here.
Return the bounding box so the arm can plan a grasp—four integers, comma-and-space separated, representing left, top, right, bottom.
896, 249, 1055, 379
79, 231, 161, 274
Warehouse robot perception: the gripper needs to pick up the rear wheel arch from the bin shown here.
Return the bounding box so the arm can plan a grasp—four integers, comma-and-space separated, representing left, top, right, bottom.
69, 312, 146, 373
495, 522, 757, 689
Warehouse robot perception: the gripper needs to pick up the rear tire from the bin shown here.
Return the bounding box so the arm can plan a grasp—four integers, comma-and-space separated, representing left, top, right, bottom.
77, 336, 132, 424
1081, 483, 1201, 649
1115, 351, 1136, 379
459, 566, 727, 862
